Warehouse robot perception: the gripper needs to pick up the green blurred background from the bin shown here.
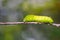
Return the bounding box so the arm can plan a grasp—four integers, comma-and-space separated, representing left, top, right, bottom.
0, 0, 60, 40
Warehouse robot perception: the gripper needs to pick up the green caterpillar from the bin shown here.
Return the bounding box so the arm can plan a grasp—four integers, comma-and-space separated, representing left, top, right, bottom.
23, 15, 54, 24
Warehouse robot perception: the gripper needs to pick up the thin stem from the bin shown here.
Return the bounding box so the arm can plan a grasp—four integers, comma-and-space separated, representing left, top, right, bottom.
0, 22, 60, 27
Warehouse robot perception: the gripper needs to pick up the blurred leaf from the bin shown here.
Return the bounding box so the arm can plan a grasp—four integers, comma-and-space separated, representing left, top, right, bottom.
2, 0, 8, 7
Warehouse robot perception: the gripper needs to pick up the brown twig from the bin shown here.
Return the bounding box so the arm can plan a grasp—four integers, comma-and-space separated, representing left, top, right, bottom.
0, 22, 60, 27
0, 22, 41, 24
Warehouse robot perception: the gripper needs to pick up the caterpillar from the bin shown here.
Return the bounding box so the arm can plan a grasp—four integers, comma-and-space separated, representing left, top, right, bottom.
23, 15, 54, 24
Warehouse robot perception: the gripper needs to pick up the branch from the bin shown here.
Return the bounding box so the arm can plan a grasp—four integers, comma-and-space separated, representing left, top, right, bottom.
0, 22, 60, 27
